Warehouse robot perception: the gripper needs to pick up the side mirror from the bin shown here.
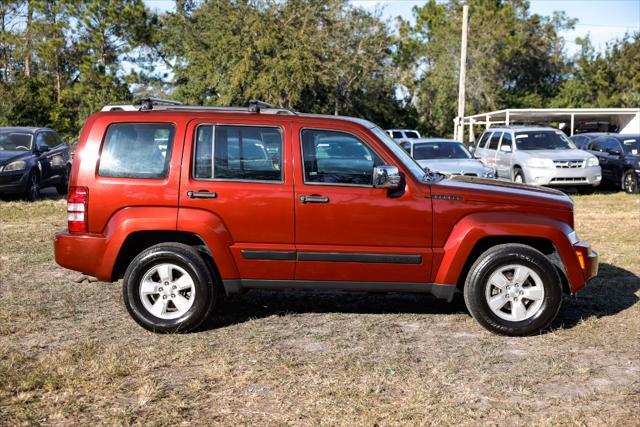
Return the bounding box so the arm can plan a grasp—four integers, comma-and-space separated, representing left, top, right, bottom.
373, 165, 401, 189
36, 145, 50, 153
500, 144, 512, 152
606, 148, 621, 156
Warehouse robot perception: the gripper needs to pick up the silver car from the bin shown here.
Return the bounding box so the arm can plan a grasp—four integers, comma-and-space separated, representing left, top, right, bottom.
401, 138, 496, 178
471, 126, 601, 192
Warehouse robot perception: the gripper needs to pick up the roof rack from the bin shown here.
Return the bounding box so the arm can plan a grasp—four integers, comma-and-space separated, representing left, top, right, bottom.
101, 99, 297, 115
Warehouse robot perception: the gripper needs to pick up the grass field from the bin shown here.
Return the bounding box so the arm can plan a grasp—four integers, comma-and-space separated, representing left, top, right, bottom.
0, 190, 638, 425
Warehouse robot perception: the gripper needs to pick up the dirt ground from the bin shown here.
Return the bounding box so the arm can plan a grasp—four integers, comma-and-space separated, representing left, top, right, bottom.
0, 189, 638, 425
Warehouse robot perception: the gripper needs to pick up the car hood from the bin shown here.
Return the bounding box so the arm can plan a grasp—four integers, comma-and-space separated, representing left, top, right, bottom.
433, 175, 573, 211
417, 158, 490, 175
518, 149, 593, 160
0, 150, 30, 165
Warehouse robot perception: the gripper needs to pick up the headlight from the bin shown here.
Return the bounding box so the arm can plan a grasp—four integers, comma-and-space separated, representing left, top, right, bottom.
481, 168, 495, 178
527, 158, 555, 168
586, 157, 599, 167
1, 160, 26, 172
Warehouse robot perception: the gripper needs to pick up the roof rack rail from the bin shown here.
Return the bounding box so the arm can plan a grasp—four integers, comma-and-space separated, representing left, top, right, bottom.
101, 99, 297, 115
140, 97, 183, 111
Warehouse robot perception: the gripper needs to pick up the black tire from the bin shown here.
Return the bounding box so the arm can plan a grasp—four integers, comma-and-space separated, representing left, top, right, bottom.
463, 244, 562, 336
622, 170, 639, 194
56, 165, 70, 195
23, 170, 40, 201
513, 167, 526, 184
123, 243, 219, 333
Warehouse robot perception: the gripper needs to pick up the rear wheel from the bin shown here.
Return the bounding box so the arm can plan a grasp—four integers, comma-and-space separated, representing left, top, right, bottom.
123, 243, 219, 333
513, 167, 525, 184
463, 244, 562, 336
622, 170, 638, 194
23, 171, 40, 201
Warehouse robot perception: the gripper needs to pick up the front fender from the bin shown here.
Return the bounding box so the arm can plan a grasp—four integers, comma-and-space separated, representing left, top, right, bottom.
433, 212, 586, 292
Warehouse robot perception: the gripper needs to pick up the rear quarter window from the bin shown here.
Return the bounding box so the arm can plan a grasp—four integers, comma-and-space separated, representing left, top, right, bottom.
98, 123, 175, 179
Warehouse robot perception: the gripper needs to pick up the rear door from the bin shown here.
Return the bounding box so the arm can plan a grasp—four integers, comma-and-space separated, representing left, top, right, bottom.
482, 131, 502, 170
473, 131, 492, 159
292, 125, 432, 284
178, 120, 295, 280
495, 132, 513, 178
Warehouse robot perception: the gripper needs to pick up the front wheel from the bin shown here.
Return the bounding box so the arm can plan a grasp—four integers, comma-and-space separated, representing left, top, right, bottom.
513, 167, 526, 184
123, 243, 219, 333
622, 170, 639, 194
23, 171, 40, 201
463, 244, 562, 336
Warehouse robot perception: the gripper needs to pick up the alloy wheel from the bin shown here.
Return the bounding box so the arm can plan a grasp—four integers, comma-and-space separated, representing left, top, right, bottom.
485, 264, 545, 322
139, 263, 196, 320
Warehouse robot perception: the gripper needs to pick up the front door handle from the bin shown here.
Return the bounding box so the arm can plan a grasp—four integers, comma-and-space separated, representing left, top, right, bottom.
187, 190, 217, 199
299, 195, 329, 204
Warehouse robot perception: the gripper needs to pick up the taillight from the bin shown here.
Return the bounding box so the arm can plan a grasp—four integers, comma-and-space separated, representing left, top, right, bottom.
67, 186, 88, 233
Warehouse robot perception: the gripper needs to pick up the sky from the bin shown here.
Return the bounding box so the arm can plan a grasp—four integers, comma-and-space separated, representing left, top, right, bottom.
143, 0, 640, 55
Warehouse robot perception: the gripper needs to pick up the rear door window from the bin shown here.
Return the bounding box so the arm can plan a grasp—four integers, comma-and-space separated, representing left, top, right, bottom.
98, 123, 175, 179
404, 131, 419, 139
487, 132, 502, 150
392, 131, 403, 139
194, 125, 282, 182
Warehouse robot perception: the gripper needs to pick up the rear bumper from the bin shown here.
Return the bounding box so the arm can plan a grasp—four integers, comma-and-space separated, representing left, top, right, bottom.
54, 230, 107, 278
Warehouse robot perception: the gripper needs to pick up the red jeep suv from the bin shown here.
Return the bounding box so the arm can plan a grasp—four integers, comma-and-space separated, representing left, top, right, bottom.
54, 100, 598, 336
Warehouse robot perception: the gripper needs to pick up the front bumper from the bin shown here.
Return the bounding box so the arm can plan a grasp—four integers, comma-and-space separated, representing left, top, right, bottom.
0, 171, 29, 194
573, 241, 599, 288
524, 165, 602, 187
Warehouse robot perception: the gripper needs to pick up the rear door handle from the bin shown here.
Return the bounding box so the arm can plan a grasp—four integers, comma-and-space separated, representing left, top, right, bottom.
299, 195, 329, 204
187, 190, 217, 199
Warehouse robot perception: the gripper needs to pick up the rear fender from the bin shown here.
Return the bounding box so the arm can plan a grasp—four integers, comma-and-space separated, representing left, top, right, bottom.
176, 207, 239, 279
96, 207, 179, 280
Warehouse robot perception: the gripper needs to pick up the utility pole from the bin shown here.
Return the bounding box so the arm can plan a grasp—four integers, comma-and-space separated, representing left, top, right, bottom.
455, 4, 469, 142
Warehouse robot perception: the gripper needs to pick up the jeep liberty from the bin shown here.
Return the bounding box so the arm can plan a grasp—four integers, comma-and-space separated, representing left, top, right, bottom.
54, 100, 598, 336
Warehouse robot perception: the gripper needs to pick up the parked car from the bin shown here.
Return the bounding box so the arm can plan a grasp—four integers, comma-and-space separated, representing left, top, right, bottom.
54, 100, 598, 336
386, 129, 421, 141
472, 126, 601, 193
400, 138, 495, 178
585, 134, 640, 193
570, 132, 612, 149
0, 127, 71, 200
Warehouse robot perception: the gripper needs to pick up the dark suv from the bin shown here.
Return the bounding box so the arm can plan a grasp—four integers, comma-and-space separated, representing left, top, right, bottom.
585, 134, 640, 193
0, 127, 71, 200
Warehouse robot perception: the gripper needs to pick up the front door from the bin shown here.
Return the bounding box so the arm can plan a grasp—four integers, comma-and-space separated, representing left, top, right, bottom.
178, 120, 295, 280
292, 126, 432, 284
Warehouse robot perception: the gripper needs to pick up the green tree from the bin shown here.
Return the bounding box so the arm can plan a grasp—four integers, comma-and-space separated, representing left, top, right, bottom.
399, 0, 574, 136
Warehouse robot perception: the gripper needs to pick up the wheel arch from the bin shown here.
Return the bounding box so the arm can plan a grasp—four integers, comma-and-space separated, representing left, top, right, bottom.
434, 212, 579, 293
454, 235, 570, 294
111, 230, 215, 281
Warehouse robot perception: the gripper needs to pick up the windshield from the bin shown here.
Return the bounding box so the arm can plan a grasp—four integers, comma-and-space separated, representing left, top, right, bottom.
0, 131, 33, 151
621, 137, 640, 155
515, 131, 575, 150
413, 141, 471, 160
371, 127, 428, 181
